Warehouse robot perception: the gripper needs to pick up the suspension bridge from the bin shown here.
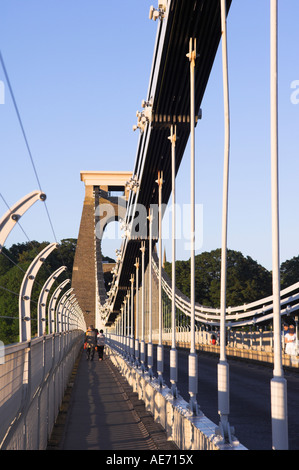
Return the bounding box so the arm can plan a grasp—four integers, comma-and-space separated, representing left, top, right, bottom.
1, 0, 299, 452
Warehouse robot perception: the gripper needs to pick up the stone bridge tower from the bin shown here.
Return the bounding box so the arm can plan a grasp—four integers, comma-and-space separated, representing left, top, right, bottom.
72, 171, 132, 329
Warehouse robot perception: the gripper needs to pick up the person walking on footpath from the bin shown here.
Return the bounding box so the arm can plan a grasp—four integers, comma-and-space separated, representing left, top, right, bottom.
285, 324, 297, 356
97, 329, 105, 361
282, 324, 289, 352
84, 325, 97, 361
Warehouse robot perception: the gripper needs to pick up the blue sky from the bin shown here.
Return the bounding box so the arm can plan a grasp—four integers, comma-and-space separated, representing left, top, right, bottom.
0, 0, 298, 271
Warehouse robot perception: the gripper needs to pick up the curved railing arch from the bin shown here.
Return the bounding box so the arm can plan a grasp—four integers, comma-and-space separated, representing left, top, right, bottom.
19, 242, 59, 342
37, 266, 67, 336
0, 190, 46, 252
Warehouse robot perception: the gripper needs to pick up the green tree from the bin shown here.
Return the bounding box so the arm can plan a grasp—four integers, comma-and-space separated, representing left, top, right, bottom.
47, 238, 77, 274
164, 249, 272, 308
280, 256, 299, 288
0, 239, 77, 344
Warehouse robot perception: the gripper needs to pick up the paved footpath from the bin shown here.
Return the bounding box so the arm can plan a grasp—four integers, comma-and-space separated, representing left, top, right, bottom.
48, 350, 178, 451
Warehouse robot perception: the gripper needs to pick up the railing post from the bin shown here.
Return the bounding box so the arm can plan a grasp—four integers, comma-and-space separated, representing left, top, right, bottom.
169, 124, 178, 397
130, 275, 135, 364
120, 305, 124, 356
216, 0, 237, 444
140, 242, 146, 373
147, 209, 154, 379
186, 38, 198, 414
270, 0, 288, 450
124, 297, 128, 358
156, 171, 164, 387
134, 258, 140, 367
126, 291, 131, 359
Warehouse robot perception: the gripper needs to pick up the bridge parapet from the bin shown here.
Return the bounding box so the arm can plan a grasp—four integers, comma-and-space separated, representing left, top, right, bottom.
0, 331, 83, 450
107, 341, 246, 451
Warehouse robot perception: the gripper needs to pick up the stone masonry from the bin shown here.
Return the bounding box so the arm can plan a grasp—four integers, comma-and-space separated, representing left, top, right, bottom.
72, 171, 132, 329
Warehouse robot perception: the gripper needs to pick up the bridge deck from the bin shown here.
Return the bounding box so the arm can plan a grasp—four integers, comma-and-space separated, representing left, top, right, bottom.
49, 350, 178, 451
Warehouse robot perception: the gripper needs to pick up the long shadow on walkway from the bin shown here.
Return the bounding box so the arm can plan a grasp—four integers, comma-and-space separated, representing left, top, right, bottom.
60, 351, 177, 451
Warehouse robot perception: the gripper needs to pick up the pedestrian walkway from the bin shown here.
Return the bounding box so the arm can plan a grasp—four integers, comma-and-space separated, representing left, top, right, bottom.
48, 350, 178, 451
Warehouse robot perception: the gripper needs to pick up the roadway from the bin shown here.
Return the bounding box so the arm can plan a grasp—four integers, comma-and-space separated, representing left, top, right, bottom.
149, 345, 299, 450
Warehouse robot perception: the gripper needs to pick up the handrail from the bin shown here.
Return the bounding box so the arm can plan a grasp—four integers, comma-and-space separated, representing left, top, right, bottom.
151, 253, 299, 327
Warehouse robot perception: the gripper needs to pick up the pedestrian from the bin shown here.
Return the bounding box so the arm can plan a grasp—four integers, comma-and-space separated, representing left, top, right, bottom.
84, 325, 97, 361
282, 324, 289, 352
97, 329, 106, 361
285, 324, 297, 356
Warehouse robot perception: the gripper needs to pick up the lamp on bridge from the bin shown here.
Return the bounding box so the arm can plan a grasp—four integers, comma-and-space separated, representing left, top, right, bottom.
133, 100, 152, 133
149, 1, 167, 21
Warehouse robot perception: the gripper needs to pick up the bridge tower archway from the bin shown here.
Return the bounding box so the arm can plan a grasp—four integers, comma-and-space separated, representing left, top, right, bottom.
72, 171, 132, 329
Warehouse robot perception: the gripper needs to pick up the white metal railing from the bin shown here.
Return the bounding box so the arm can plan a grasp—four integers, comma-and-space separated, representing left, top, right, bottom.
152, 255, 299, 327
0, 330, 84, 450
108, 327, 299, 358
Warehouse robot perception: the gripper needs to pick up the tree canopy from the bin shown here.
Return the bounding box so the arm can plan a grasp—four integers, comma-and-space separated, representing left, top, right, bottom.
280, 255, 299, 289
0, 239, 76, 344
164, 249, 273, 308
